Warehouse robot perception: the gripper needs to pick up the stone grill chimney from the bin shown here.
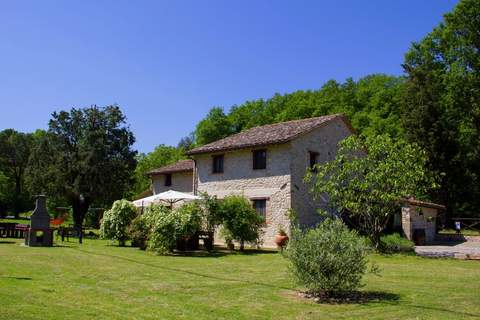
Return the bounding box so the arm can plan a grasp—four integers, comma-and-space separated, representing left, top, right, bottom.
25, 195, 53, 246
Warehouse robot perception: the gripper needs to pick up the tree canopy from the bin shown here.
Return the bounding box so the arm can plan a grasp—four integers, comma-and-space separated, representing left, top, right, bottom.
194, 74, 405, 147
402, 0, 480, 217
25, 105, 137, 229
305, 135, 436, 248
0, 129, 34, 217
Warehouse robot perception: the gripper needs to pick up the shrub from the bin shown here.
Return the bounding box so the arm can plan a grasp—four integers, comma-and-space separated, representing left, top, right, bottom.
174, 202, 203, 238
220, 195, 264, 251
284, 218, 369, 296
200, 192, 223, 233
84, 208, 102, 228
142, 204, 170, 228
128, 215, 149, 250
146, 202, 203, 254
380, 233, 414, 253
100, 199, 137, 246
143, 204, 175, 254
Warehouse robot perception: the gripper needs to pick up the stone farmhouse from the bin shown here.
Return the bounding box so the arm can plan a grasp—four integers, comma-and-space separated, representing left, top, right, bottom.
148, 114, 354, 246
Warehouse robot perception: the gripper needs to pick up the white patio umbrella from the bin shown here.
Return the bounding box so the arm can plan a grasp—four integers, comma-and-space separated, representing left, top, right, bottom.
155, 190, 201, 206
132, 194, 162, 208
132, 190, 201, 208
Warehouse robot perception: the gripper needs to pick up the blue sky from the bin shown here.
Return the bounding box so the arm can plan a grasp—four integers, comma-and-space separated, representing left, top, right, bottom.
0, 0, 458, 153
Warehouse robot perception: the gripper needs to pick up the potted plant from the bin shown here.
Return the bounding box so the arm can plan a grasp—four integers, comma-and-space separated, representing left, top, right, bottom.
274, 225, 289, 250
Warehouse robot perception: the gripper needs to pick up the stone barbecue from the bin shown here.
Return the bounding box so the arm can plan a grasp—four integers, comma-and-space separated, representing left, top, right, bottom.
25, 195, 53, 247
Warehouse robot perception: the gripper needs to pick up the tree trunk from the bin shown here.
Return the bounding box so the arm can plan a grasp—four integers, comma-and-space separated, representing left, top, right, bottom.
370, 233, 381, 250
240, 240, 245, 251
71, 196, 90, 244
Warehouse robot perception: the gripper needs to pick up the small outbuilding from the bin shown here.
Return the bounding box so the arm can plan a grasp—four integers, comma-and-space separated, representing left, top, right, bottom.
400, 198, 446, 245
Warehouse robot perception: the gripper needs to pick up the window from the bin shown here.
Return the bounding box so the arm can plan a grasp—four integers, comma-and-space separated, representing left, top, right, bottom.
309, 151, 319, 169
164, 173, 172, 186
212, 155, 224, 173
253, 149, 267, 170
252, 199, 267, 219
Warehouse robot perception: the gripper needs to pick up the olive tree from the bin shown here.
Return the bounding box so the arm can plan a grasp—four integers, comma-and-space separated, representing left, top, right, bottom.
305, 135, 437, 248
285, 218, 369, 296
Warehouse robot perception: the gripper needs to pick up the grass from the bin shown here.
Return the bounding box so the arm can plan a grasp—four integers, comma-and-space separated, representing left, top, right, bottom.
0, 239, 479, 320
438, 229, 480, 236
0, 218, 30, 224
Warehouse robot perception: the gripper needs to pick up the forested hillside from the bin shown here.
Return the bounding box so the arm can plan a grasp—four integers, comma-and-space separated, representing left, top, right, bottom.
194, 74, 405, 145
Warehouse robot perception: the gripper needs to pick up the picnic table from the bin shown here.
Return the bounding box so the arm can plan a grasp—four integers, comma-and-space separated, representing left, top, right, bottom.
57, 225, 85, 243
0, 223, 29, 238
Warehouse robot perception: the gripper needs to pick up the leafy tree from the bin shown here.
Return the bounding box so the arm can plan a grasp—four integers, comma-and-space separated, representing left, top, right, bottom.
0, 129, 34, 217
177, 132, 195, 151
26, 105, 137, 233
133, 144, 185, 196
100, 199, 137, 246
228, 99, 272, 132
194, 75, 405, 147
402, 0, 480, 218
305, 135, 436, 248
195, 107, 233, 146
220, 195, 264, 251
0, 171, 12, 217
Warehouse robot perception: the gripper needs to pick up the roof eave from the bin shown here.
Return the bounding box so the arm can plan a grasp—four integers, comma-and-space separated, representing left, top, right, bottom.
186, 139, 291, 156
147, 168, 193, 176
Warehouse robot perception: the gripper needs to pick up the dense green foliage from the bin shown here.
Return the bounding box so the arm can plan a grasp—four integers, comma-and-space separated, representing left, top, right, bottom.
195, 107, 234, 146
402, 0, 480, 218
25, 105, 137, 230
306, 135, 436, 248
0, 129, 35, 217
194, 74, 405, 146
142, 204, 174, 253
200, 192, 223, 233
174, 202, 203, 239
145, 203, 203, 254
128, 215, 149, 250
285, 218, 369, 296
100, 199, 137, 246
220, 195, 264, 251
133, 144, 185, 196
380, 233, 414, 253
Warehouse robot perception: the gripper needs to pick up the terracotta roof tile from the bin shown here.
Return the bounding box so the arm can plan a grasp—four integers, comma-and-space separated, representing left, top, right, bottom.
147, 159, 194, 175
188, 114, 349, 155
401, 198, 446, 210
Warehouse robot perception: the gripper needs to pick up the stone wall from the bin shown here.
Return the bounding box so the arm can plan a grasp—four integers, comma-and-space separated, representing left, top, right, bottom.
151, 171, 193, 194
402, 204, 438, 244
290, 118, 353, 227
194, 144, 292, 247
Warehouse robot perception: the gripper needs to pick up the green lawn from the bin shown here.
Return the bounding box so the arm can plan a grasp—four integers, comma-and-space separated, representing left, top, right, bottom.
0, 218, 30, 225
0, 239, 479, 320
438, 229, 480, 236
